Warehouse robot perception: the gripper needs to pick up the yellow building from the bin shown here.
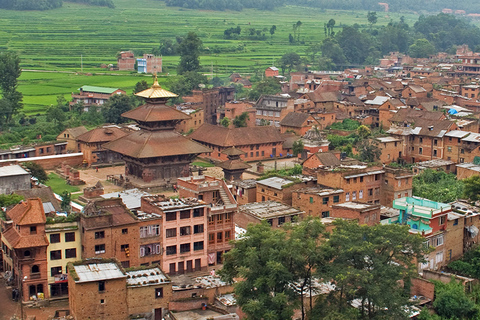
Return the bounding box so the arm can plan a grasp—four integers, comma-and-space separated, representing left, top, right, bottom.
45, 221, 81, 298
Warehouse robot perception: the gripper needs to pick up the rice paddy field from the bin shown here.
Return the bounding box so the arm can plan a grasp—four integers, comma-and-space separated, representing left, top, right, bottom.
0, 0, 420, 113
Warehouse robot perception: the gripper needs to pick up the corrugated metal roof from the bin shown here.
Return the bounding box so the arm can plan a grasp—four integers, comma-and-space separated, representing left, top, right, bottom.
74, 263, 126, 283
0, 165, 29, 177
80, 86, 119, 94
101, 189, 152, 209
344, 170, 384, 179
126, 268, 169, 287
445, 130, 470, 138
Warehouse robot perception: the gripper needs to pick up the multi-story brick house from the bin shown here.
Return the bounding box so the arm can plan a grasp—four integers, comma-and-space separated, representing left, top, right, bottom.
189, 124, 284, 161
376, 136, 404, 164
71, 86, 126, 110
136, 54, 162, 74
279, 112, 318, 135
265, 66, 279, 78
231, 179, 257, 205
183, 87, 235, 124
56, 126, 87, 153
68, 259, 172, 320
381, 166, 414, 205
292, 186, 344, 218
331, 202, 381, 226
1, 198, 49, 302
117, 51, 136, 71
237, 201, 303, 229
255, 95, 294, 127
140, 195, 209, 274
383, 197, 450, 272
256, 176, 316, 206
177, 175, 236, 267
444, 130, 480, 164
80, 198, 164, 269
174, 107, 205, 134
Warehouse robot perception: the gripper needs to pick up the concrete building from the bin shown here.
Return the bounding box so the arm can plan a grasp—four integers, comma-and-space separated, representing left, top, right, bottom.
292, 186, 344, 218
117, 51, 135, 71
71, 86, 126, 110
331, 202, 381, 226
137, 54, 162, 74
0, 165, 31, 194
256, 176, 316, 206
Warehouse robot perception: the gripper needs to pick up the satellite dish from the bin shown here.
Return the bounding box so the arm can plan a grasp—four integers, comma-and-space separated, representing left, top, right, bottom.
198, 83, 206, 88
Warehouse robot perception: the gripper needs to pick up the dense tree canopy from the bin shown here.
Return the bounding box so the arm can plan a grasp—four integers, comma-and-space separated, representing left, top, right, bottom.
0, 52, 23, 129
102, 94, 133, 124
177, 32, 202, 75
413, 169, 464, 203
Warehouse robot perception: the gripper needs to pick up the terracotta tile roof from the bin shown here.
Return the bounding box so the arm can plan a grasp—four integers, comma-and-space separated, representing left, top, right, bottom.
103, 130, 211, 158
390, 109, 444, 123
57, 126, 88, 140
280, 112, 312, 128
7, 198, 46, 226
2, 227, 48, 249
77, 126, 128, 143
189, 124, 284, 147
314, 152, 341, 167
122, 103, 191, 123
218, 159, 252, 170
221, 147, 246, 156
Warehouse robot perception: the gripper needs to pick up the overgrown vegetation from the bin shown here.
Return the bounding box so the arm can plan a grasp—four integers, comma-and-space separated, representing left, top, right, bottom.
413, 169, 464, 203
328, 119, 361, 131
259, 164, 303, 180
0, 194, 24, 209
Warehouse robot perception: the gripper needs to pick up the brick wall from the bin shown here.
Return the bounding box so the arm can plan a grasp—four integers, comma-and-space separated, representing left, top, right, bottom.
410, 277, 435, 301
127, 283, 172, 315
235, 211, 262, 229
169, 298, 208, 311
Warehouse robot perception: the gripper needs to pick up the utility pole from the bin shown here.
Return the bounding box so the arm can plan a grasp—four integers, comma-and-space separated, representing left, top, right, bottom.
81, 54, 83, 73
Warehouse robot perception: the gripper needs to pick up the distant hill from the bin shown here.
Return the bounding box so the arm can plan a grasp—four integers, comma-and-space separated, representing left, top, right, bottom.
0, 0, 113, 10
163, 0, 480, 14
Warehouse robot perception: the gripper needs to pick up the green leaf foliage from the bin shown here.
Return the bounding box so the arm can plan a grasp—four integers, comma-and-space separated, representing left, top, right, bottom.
413, 169, 463, 203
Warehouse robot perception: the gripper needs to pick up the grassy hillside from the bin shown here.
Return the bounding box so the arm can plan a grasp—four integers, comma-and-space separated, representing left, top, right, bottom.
1, 0, 418, 114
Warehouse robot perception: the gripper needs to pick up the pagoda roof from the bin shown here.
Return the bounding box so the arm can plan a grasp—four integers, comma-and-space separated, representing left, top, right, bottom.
122, 103, 191, 123
103, 130, 211, 158
221, 147, 246, 156
218, 159, 251, 170
135, 78, 178, 99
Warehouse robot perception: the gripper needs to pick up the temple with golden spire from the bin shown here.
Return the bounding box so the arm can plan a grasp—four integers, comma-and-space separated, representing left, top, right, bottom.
103, 77, 211, 187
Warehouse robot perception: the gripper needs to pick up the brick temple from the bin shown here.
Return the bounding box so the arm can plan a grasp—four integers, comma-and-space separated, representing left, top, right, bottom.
104, 78, 210, 187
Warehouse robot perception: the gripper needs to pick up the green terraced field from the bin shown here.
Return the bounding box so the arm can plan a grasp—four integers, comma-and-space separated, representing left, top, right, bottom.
0, 0, 420, 114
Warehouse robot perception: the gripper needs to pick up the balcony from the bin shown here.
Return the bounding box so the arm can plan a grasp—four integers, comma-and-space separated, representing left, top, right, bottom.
30, 273, 41, 280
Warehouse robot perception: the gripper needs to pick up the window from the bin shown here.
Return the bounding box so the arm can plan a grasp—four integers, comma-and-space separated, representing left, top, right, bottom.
439, 216, 446, 225
180, 243, 191, 253
155, 288, 163, 299
461, 149, 465, 154
433, 149, 437, 157
454, 219, 459, 226
217, 232, 223, 242
194, 224, 204, 234
322, 211, 330, 218
50, 250, 61, 260
217, 214, 223, 223
323, 197, 329, 205
193, 208, 204, 217
310, 197, 313, 203
30, 226, 37, 234
140, 225, 160, 238
180, 226, 191, 236
208, 216, 215, 225
360, 177, 364, 182
165, 212, 176, 221
65, 248, 77, 258
225, 231, 231, 240
140, 244, 161, 257
333, 195, 340, 203
346, 192, 350, 201
95, 231, 105, 239
180, 210, 191, 219
436, 235, 444, 246
122, 228, 128, 234
194, 241, 204, 251
65, 232, 75, 242
436, 251, 444, 264
352, 191, 357, 201
225, 213, 232, 222
166, 246, 177, 255
50, 234, 60, 243
166, 228, 176, 238
209, 233, 215, 244
419, 148, 423, 155
420, 137, 423, 143
368, 189, 373, 196
51, 266, 62, 277
359, 190, 363, 199
95, 244, 105, 254
98, 281, 105, 292
434, 139, 437, 146
278, 216, 286, 225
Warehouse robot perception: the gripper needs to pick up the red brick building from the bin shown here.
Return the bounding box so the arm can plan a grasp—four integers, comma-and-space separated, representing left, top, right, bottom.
117, 51, 136, 71
1, 199, 49, 301
77, 126, 128, 166
265, 66, 279, 77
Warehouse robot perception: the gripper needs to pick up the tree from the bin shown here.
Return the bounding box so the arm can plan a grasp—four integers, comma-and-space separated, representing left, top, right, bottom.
46, 104, 67, 129
0, 194, 24, 208
220, 222, 298, 320
278, 52, 302, 75
320, 38, 346, 66
133, 80, 149, 94
220, 116, 230, 128
356, 125, 371, 139
232, 112, 249, 128
463, 175, 480, 202
409, 38, 435, 58
413, 169, 464, 203
0, 52, 23, 129
24, 162, 48, 183
248, 77, 281, 101
357, 139, 381, 163
295, 20, 302, 42
102, 94, 133, 124
323, 220, 427, 319
433, 278, 478, 319
367, 11, 377, 26
177, 31, 202, 74
168, 71, 208, 99
269, 25, 276, 37
326, 18, 336, 37
60, 191, 72, 213
292, 139, 304, 157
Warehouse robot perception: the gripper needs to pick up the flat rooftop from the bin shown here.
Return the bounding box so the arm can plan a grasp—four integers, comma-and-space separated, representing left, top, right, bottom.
231, 179, 257, 189
73, 263, 126, 283
142, 195, 206, 213
333, 202, 380, 212
239, 201, 303, 219
414, 159, 455, 168
0, 164, 29, 177
126, 267, 170, 287
101, 188, 152, 209
294, 185, 343, 196
393, 197, 451, 218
